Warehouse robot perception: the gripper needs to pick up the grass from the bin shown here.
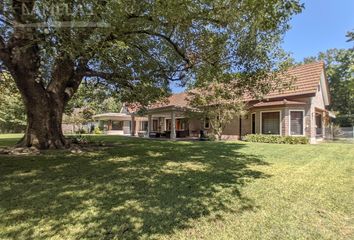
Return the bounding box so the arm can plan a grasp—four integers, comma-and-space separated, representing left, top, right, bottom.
0, 135, 353, 240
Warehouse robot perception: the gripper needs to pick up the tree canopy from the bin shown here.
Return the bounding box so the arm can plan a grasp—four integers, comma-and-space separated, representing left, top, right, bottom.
0, 0, 303, 148
302, 47, 353, 125
188, 82, 247, 140
0, 71, 26, 133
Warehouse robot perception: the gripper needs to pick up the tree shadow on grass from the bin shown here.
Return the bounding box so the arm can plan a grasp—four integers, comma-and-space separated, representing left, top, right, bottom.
0, 135, 22, 148
0, 137, 270, 239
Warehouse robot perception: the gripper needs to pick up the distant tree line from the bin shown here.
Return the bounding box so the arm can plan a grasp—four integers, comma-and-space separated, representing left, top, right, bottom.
0, 72, 122, 133
298, 31, 353, 127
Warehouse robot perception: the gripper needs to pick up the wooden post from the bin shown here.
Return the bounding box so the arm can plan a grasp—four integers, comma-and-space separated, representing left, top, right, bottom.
131, 115, 136, 136
171, 111, 176, 139
162, 117, 166, 131
148, 114, 152, 136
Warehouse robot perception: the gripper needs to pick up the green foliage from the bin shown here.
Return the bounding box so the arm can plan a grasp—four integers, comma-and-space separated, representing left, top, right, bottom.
188, 82, 247, 140
302, 48, 354, 120
245, 134, 309, 144
1, 0, 303, 106
66, 82, 122, 114
1, 0, 303, 145
346, 30, 354, 42
0, 72, 26, 133
66, 82, 122, 116
67, 135, 91, 145
93, 126, 102, 135
333, 114, 354, 127
76, 129, 88, 135
64, 82, 123, 126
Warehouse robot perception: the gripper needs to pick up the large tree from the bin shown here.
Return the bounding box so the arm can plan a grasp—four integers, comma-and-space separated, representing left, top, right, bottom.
0, 0, 302, 149
303, 48, 354, 119
188, 82, 247, 141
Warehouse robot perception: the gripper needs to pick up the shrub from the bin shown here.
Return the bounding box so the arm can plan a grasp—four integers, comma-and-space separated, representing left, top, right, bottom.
75, 128, 87, 134
206, 133, 216, 141
333, 115, 354, 127
93, 126, 102, 135
244, 134, 309, 144
68, 135, 91, 145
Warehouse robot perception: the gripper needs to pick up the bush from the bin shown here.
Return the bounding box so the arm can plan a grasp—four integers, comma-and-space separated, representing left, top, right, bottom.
93, 126, 102, 135
68, 135, 91, 145
333, 115, 354, 127
75, 128, 87, 134
206, 133, 216, 141
244, 134, 309, 144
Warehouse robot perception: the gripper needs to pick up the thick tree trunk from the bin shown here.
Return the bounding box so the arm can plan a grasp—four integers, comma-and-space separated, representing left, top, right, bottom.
1, 1, 84, 150
17, 95, 68, 149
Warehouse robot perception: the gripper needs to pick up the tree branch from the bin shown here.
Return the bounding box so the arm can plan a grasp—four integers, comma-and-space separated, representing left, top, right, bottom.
122, 30, 191, 65
0, 17, 13, 27
81, 70, 114, 79
80, 69, 134, 90
0, 35, 10, 64
0, 35, 5, 49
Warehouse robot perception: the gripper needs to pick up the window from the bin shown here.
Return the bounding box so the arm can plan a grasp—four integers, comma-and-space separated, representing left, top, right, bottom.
204, 118, 210, 129
181, 119, 189, 130
251, 113, 256, 134
153, 120, 158, 131
112, 121, 124, 130
176, 119, 189, 130
166, 119, 189, 131
261, 112, 280, 135
141, 121, 148, 131
290, 111, 304, 135
316, 113, 322, 136
166, 119, 171, 131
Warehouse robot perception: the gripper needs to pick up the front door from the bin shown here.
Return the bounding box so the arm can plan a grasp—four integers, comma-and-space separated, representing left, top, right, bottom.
316, 114, 322, 136
251, 113, 256, 134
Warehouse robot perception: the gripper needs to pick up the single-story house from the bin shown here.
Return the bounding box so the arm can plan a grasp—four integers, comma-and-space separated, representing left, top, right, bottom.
93, 62, 333, 144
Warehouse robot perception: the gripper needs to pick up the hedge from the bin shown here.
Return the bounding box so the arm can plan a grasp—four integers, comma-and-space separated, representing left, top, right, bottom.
244, 134, 309, 144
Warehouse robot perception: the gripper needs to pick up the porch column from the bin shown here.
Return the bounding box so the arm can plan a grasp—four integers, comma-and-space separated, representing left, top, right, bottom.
171, 111, 176, 139
322, 111, 326, 138
148, 114, 152, 136
310, 98, 317, 144
162, 117, 166, 131
108, 120, 112, 131
131, 115, 136, 136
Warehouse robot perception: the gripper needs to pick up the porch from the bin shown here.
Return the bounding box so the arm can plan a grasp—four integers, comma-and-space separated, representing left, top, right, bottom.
93, 113, 148, 136
144, 106, 201, 139
314, 107, 330, 140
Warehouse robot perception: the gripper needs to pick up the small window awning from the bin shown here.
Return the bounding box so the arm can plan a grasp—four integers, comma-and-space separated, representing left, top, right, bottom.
251, 99, 307, 108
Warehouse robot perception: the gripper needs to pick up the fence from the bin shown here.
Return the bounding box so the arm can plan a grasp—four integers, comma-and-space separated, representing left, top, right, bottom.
324, 126, 354, 142
334, 127, 354, 139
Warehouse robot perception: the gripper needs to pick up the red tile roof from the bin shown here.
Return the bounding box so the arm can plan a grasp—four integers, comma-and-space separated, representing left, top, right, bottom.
149, 92, 189, 109
148, 62, 325, 110
246, 61, 324, 100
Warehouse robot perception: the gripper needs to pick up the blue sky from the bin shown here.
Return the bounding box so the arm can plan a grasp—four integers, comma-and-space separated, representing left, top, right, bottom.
283, 0, 354, 61
172, 0, 354, 92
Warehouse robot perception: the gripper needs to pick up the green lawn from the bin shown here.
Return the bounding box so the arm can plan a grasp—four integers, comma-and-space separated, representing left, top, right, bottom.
0, 135, 353, 240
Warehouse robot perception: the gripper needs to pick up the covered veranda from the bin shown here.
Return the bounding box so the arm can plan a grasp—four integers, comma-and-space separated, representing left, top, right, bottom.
144, 106, 201, 139
93, 113, 133, 135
